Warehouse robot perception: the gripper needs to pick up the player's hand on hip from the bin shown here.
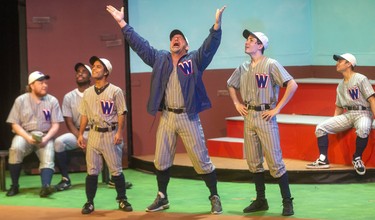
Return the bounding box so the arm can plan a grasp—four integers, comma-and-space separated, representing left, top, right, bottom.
261, 108, 279, 121
235, 103, 248, 116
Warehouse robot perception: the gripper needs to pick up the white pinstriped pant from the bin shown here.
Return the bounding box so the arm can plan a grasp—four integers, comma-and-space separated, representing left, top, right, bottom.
315, 111, 373, 138
243, 111, 286, 178
54, 131, 88, 152
85, 129, 123, 176
8, 134, 55, 170
154, 111, 215, 174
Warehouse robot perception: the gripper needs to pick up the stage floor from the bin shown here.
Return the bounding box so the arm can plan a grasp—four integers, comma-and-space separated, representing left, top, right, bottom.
132, 153, 375, 184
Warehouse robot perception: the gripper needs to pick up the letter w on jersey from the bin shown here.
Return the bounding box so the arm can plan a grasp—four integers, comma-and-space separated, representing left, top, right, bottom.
255, 74, 269, 88
101, 100, 114, 114
178, 60, 193, 75
43, 109, 51, 121
348, 87, 360, 100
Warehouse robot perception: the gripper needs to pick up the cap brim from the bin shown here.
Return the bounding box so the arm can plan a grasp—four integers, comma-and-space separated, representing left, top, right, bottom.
89, 56, 100, 65
74, 62, 85, 71
170, 29, 185, 41
243, 29, 261, 43
333, 54, 343, 61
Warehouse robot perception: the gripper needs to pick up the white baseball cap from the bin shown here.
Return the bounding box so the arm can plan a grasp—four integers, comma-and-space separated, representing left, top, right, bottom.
243, 29, 269, 49
333, 53, 357, 67
74, 63, 92, 75
89, 56, 112, 75
28, 71, 50, 85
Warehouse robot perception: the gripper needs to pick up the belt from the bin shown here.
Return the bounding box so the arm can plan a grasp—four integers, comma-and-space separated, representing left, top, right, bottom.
79, 127, 90, 131
245, 104, 271, 111
345, 106, 369, 111
164, 106, 185, 114
90, 124, 117, 132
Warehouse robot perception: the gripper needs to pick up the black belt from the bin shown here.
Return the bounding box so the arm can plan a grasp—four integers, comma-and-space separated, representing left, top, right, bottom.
90, 124, 117, 132
164, 106, 185, 114
345, 106, 369, 111
245, 104, 271, 111
79, 127, 90, 131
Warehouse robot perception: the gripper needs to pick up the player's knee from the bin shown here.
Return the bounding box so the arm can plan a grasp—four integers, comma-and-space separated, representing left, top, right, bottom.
356, 130, 370, 139
54, 139, 65, 152
315, 127, 326, 138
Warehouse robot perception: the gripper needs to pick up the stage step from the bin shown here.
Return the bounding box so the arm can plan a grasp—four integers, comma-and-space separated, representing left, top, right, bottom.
226, 114, 331, 138
207, 114, 375, 167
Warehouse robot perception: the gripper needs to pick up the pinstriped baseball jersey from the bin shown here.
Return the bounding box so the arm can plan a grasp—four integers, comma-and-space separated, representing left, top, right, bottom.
55, 88, 88, 153
79, 83, 127, 176
62, 88, 84, 128
165, 67, 184, 108
316, 72, 374, 139
7, 93, 64, 131
227, 57, 294, 178
336, 73, 375, 108
7, 92, 63, 169
227, 58, 293, 106
79, 84, 127, 127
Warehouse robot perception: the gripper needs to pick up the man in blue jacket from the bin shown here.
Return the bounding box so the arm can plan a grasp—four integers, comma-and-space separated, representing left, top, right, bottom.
107, 4, 226, 215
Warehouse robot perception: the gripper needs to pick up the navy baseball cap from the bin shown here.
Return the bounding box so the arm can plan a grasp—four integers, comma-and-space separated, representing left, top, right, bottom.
74, 63, 92, 75
170, 29, 189, 45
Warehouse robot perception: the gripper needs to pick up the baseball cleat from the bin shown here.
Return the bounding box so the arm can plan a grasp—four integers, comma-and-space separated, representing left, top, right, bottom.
146, 192, 170, 212
352, 157, 366, 175
243, 198, 269, 213
81, 202, 94, 214
210, 195, 223, 214
306, 158, 330, 169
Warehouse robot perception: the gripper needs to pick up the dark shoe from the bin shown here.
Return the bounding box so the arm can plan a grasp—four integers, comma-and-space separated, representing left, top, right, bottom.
306, 158, 330, 169
119, 199, 133, 212
243, 198, 269, 213
125, 181, 133, 189
352, 157, 366, 175
6, 185, 19, 197
82, 202, 95, 214
55, 179, 72, 191
108, 180, 133, 189
282, 197, 294, 216
145, 192, 170, 212
210, 195, 223, 214
40, 185, 54, 198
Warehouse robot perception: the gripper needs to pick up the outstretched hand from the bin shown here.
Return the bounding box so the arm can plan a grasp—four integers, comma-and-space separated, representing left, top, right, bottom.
214, 5, 226, 30
106, 5, 127, 28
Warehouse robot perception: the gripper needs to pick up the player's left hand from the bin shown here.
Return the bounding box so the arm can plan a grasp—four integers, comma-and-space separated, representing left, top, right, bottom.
106, 5, 126, 24
261, 108, 280, 121
114, 132, 123, 145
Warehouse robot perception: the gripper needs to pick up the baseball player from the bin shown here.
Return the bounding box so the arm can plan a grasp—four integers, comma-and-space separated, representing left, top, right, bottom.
77, 56, 132, 214
227, 29, 298, 216
106, 4, 226, 214
6, 71, 64, 198
54, 63, 92, 191
306, 53, 375, 175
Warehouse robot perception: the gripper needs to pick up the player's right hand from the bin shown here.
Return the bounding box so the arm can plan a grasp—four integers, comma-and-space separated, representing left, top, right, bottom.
235, 103, 248, 116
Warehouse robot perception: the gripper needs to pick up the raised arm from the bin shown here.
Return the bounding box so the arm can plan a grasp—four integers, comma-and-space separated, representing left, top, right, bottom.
106, 5, 127, 28
214, 6, 226, 31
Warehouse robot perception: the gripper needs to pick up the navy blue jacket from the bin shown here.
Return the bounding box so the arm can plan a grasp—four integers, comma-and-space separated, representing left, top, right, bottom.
121, 25, 222, 119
